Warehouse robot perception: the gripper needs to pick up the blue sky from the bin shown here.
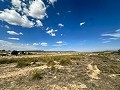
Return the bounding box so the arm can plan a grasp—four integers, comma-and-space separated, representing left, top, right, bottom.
0, 0, 120, 52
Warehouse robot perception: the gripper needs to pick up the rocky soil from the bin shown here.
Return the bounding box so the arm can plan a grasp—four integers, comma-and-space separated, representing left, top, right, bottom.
0, 53, 120, 90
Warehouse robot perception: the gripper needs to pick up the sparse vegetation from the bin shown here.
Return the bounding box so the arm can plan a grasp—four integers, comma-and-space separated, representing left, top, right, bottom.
0, 58, 17, 64
32, 70, 43, 80
0, 53, 120, 90
60, 59, 72, 65
16, 61, 30, 68
47, 59, 55, 66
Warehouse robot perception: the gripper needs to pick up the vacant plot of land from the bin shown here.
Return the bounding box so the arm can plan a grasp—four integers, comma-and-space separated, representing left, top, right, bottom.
0, 53, 120, 90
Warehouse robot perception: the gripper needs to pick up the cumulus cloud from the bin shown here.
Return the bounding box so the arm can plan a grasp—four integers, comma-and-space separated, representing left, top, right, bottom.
46, 29, 58, 36
51, 33, 56, 36
58, 23, 64, 27
0, 0, 58, 29
36, 20, 43, 27
8, 37, 20, 40
0, 9, 34, 28
0, 40, 37, 50
41, 42, 47, 46
11, 0, 21, 11
29, 0, 47, 19
80, 22, 85, 26
23, 7, 29, 15
48, 0, 57, 5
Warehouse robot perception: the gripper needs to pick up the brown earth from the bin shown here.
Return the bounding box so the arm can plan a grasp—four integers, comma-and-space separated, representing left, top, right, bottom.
0, 53, 120, 90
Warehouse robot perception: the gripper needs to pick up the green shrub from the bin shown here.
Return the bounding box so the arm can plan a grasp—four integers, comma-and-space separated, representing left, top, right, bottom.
0, 58, 17, 64
32, 70, 43, 80
16, 61, 30, 68
60, 59, 72, 65
50, 65, 56, 71
47, 59, 55, 66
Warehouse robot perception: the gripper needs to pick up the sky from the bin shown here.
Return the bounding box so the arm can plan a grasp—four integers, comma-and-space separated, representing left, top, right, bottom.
0, 0, 120, 52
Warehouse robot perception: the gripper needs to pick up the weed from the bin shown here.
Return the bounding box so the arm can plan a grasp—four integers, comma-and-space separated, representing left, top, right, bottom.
16, 61, 30, 68
0, 58, 17, 64
47, 59, 55, 66
32, 70, 43, 80
60, 59, 72, 65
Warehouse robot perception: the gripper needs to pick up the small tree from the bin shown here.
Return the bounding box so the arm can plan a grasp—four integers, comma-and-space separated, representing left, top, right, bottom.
11, 50, 18, 55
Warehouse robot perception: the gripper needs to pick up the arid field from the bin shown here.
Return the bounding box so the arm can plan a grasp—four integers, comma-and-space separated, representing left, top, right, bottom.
0, 53, 120, 90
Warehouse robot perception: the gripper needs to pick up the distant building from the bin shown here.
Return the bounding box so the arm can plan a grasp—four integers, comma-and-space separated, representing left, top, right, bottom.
0, 50, 9, 56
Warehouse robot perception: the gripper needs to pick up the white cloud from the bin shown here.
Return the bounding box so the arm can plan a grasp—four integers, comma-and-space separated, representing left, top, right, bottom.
0, 40, 37, 50
101, 29, 120, 38
7, 31, 19, 35
7, 31, 23, 35
5, 25, 10, 29
51, 33, 56, 36
68, 11, 71, 13
102, 33, 120, 38
23, 7, 29, 15
46, 29, 58, 36
58, 23, 64, 27
33, 43, 39, 46
80, 22, 85, 26
11, 0, 22, 11
21, 2, 27, 8
101, 29, 120, 43
116, 29, 120, 32
8, 37, 20, 40
56, 41, 63, 44
0, 0, 4, 2
56, 12, 60, 15
36, 20, 43, 27
48, 0, 57, 5
19, 32, 23, 35
0, 9, 34, 28
53, 41, 67, 46
0, 0, 59, 29
41, 42, 47, 46
102, 41, 111, 44
46, 27, 49, 30
29, 0, 47, 19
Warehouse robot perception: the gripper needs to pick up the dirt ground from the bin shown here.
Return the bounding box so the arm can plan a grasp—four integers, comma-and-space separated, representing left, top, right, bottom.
0, 53, 120, 90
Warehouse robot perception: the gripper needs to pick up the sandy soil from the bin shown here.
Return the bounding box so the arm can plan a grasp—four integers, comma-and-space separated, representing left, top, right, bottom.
0, 53, 120, 90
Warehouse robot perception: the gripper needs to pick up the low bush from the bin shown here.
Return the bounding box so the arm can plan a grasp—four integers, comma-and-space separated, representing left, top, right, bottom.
32, 70, 43, 80
16, 61, 30, 68
47, 59, 55, 66
0, 58, 17, 64
60, 59, 72, 65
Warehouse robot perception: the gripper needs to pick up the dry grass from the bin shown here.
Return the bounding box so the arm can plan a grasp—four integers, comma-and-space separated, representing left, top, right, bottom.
31, 70, 43, 80
0, 53, 120, 90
